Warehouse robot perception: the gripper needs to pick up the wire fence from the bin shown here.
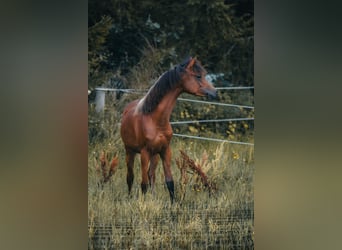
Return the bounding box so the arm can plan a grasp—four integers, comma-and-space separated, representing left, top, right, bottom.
93, 86, 254, 92
173, 133, 254, 146
92, 87, 254, 146
177, 98, 254, 109
170, 117, 254, 124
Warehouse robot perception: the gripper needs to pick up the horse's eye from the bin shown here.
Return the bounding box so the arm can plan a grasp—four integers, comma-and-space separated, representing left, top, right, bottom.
196, 75, 201, 80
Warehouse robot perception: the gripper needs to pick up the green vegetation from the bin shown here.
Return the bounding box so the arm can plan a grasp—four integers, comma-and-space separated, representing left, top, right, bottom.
88, 0, 254, 142
88, 0, 253, 90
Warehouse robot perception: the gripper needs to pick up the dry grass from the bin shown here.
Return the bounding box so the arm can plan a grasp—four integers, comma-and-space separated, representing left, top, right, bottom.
88, 133, 254, 249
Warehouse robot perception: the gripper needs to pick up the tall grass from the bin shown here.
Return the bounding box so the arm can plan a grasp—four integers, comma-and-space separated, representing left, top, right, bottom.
88, 128, 254, 249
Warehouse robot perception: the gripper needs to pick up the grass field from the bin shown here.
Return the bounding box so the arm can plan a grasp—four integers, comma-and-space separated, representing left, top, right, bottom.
88, 124, 254, 249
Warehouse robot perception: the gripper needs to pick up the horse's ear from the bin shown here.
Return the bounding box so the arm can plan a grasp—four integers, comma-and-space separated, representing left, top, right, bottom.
186, 57, 196, 70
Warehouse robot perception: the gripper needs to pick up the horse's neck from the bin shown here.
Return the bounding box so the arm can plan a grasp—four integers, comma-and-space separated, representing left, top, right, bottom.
152, 87, 183, 125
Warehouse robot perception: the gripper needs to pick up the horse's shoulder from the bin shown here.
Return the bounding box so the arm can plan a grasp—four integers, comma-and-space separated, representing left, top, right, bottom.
122, 100, 139, 115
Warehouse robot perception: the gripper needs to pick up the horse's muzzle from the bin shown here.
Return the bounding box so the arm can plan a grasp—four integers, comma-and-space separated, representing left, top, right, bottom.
203, 88, 218, 100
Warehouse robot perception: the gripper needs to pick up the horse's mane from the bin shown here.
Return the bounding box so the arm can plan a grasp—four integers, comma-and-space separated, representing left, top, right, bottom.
141, 57, 205, 114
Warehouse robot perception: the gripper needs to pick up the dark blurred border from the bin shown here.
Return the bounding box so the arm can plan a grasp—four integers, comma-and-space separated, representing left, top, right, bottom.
255, 1, 342, 249
1, 0, 342, 249
0, 0, 87, 249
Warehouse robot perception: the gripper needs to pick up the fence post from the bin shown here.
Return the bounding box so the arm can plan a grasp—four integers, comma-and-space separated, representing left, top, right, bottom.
95, 88, 105, 112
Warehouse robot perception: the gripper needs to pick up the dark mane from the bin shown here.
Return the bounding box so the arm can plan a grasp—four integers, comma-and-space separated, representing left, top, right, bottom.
141, 65, 183, 114
140, 58, 205, 114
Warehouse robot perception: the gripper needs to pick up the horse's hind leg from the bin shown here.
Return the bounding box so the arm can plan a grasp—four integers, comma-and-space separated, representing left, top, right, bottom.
148, 154, 159, 195
125, 149, 136, 195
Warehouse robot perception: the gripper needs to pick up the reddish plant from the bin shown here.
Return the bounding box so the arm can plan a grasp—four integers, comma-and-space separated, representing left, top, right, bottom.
176, 150, 217, 195
96, 151, 119, 184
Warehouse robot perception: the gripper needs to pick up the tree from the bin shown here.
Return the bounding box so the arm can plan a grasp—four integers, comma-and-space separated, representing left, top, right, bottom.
88, 15, 113, 90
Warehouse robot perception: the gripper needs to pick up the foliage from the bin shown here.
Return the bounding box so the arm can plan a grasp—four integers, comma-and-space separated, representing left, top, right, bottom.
88, 1, 254, 140
88, 15, 115, 90
88, 0, 254, 89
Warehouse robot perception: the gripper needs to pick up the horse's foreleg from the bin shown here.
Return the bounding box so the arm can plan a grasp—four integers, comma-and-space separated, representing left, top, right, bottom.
161, 146, 174, 204
148, 154, 159, 195
140, 149, 151, 195
125, 150, 136, 195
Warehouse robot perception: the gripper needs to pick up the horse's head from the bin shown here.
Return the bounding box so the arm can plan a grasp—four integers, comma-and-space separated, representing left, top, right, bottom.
181, 57, 217, 99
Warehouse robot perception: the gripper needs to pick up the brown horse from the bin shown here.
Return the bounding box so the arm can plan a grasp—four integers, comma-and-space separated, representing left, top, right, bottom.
120, 57, 217, 203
